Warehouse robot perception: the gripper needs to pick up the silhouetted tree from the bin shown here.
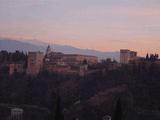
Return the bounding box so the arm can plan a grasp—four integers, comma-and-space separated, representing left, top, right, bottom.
48, 91, 57, 120
146, 53, 149, 60
0, 50, 27, 64
112, 98, 123, 120
55, 96, 64, 120
154, 54, 159, 60
106, 58, 112, 63
148, 53, 159, 62
82, 59, 88, 65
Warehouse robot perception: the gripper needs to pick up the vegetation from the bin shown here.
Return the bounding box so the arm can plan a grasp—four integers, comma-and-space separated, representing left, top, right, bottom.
0, 50, 160, 120
0, 50, 27, 63
112, 98, 123, 120
146, 53, 159, 61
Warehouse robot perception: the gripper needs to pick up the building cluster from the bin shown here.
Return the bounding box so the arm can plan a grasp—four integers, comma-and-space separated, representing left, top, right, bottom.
9, 108, 23, 120
120, 49, 137, 64
120, 49, 160, 71
8, 47, 159, 76
0, 105, 48, 120
9, 63, 25, 75
9, 45, 98, 76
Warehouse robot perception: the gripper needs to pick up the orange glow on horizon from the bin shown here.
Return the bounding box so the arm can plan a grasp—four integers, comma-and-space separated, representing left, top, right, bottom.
1, 35, 160, 57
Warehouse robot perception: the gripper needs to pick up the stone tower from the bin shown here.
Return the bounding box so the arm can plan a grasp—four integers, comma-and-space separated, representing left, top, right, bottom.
46, 45, 52, 56
27, 52, 44, 75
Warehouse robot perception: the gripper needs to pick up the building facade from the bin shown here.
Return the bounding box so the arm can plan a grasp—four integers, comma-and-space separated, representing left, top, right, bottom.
27, 52, 44, 75
79, 64, 88, 76
9, 63, 25, 75
43, 52, 98, 74
62, 54, 98, 65
43, 45, 98, 74
10, 108, 23, 120
120, 49, 137, 64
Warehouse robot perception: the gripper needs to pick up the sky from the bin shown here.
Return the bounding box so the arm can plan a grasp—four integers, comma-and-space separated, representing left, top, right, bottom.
0, 0, 160, 56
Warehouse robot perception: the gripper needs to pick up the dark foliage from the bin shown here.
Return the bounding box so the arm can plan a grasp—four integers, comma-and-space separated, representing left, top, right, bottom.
55, 96, 64, 120
0, 51, 160, 120
0, 50, 27, 63
112, 98, 123, 120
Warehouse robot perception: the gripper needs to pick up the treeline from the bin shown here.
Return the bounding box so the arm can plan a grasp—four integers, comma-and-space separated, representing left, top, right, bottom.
145, 53, 159, 61
0, 50, 160, 120
67, 61, 160, 120
0, 50, 27, 63
0, 71, 67, 120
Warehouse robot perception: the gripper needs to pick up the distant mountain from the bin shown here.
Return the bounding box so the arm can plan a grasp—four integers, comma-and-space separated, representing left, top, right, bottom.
0, 39, 120, 61
0, 39, 46, 52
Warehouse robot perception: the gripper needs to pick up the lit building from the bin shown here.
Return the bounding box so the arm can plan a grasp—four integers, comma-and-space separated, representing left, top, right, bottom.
130, 51, 137, 61
43, 45, 98, 73
120, 49, 137, 64
79, 64, 88, 76
9, 63, 25, 75
62, 54, 98, 65
27, 52, 44, 75
10, 108, 23, 120
102, 115, 111, 120
43, 47, 69, 73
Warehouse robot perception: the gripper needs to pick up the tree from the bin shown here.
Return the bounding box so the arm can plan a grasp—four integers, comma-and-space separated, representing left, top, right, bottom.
48, 91, 57, 120
154, 54, 159, 60
82, 59, 88, 65
112, 98, 123, 120
55, 96, 64, 120
106, 58, 112, 63
146, 53, 149, 60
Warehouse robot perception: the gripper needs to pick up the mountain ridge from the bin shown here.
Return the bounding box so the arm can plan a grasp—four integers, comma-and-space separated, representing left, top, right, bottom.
0, 39, 120, 61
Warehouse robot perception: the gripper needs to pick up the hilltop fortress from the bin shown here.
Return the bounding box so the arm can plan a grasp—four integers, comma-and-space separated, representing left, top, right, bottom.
27, 45, 98, 75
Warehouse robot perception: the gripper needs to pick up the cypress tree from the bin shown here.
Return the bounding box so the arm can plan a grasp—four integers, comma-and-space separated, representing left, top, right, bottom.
146, 53, 149, 60
112, 98, 123, 120
55, 96, 64, 120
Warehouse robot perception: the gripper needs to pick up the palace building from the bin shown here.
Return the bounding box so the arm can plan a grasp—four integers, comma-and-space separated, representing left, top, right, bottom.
43, 45, 98, 74
9, 63, 25, 75
26, 45, 98, 75
27, 51, 44, 75
120, 49, 137, 64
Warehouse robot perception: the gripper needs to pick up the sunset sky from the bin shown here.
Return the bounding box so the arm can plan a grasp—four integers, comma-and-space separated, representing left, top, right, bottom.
0, 0, 160, 56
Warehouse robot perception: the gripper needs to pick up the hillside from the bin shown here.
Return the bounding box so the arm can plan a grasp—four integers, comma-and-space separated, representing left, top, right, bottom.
0, 39, 120, 60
